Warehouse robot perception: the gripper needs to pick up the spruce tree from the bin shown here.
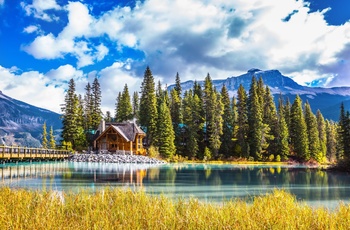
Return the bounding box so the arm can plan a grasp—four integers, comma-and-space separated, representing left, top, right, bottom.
61, 79, 79, 149
132, 91, 139, 120
105, 111, 112, 122
192, 81, 206, 158
169, 73, 183, 155
156, 97, 176, 158
326, 120, 337, 162
84, 83, 93, 131
42, 122, 48, 149
236, 84, 248, 157
290, 95, 309, 161
115, 92, 122, 121
182, 90, 203, 159
316, 110, 327, 162
247, 77, 263, 160
91, 77, 102, 129
139, 66, 157, 146
49, 126, 56, 149
116, 84, 133, 122
209, 90, 223, 157
304, 102, 321, 162
277, 96, 289, 160
220, 85, 234, 157
263, 86, 277, 157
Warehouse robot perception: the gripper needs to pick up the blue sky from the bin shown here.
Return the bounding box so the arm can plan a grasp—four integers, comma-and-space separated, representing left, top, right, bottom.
0, 0, 350, 114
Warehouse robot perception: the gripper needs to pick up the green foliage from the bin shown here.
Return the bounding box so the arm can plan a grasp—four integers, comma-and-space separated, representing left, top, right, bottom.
290, 95, 310, 161
139, 66, 158, 146
237, 84, 248, 158
219, 85, 234, 157
132, 91, 139, 121
304, 102, 322, 162
116, 84, 133, 122
155, 96, 176, 159
42, 122, 48, 149
275, 155, 281, 162
147, 145, 159, 158
268, 154, 274, 162
49, 126, 56, 149
203, 147, 212, 161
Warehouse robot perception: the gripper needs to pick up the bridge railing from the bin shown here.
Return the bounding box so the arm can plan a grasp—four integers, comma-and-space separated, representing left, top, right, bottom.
0, 146, 71, 160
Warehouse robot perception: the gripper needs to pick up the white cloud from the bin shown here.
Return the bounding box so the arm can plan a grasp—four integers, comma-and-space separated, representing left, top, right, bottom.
21, 0, 61, 21
0, 0, 4, 6
0, 65, 65, 113
22, 0, 350, 87
23, 25, 40, 34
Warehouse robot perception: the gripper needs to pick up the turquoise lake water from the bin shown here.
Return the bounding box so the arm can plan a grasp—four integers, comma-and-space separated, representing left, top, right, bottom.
1, 162, 350, 209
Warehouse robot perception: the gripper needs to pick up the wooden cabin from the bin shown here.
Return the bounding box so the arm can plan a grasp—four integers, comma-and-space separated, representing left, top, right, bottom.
94, 121, 146, 155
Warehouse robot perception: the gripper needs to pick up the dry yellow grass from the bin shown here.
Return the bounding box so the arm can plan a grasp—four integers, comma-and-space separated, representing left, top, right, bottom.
0, 188, 349, 229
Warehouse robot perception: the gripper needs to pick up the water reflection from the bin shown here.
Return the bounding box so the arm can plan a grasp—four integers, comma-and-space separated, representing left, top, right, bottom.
1, 162, 350, 208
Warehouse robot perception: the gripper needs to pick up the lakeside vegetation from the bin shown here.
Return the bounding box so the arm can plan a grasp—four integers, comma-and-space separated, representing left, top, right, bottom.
1, 187, 349, 229
57, 66, 350, 168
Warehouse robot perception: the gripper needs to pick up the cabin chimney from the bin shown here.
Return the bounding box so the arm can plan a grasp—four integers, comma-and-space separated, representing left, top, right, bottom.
99, 119, 106, 132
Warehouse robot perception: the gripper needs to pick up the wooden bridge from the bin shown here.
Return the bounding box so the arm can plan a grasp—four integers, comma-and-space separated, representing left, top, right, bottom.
0, 146, 71, 161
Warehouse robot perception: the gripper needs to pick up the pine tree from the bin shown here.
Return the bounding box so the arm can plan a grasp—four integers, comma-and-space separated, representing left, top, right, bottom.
116, 84, 133, 122
91, 77, 102, 129
75, 94, 87, 149
169, 73, 183, 155
182, 90, 203, 159
105, 111, 112, 122
42, 122, 48, 149
61, 79, 79, 149
316, 110, 327, 162
115, 92, 122, 121
209, 90, 223, 157
49, 126, 56, 149
84, 82, 93, 132
290, 95, 309, 161
156, 97, 176, 158
139, 66, 157, 146
132, 91, 139, 120
277, 96, 289, 160
193, 81, 206, 158
247, 77, 263, 160
220, 85, 234, 157
236, 84, 248, 157
304, 102, 321, 162
326, 120, 337, 162
263, 86, 277, 157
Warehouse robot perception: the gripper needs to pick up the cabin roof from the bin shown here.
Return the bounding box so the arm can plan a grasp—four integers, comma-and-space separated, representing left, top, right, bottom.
95, 121, 145, 142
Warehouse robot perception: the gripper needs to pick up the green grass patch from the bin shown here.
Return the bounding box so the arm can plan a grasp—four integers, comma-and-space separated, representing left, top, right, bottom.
0, 188, 349, 229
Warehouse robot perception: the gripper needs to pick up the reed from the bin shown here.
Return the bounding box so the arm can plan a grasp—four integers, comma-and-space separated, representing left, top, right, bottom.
0, 188, 349, 229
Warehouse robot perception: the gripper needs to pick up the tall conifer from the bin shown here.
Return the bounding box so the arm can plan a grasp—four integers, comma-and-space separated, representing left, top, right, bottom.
42, 122, 48, 149
290, 95, 309, 161
304, 102, 321, 162
236, 84, 248, 157
139, 66, 157, 146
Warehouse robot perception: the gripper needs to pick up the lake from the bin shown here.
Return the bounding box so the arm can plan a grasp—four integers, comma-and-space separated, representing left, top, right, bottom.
1, 161, 350, 209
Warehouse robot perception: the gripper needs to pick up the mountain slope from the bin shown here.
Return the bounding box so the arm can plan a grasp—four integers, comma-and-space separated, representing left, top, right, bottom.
169, 69, 350, 121
0, 91, 62, 147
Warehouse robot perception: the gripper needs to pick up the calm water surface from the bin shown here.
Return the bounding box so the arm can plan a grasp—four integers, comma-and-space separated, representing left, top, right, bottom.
1, 162, 350, 208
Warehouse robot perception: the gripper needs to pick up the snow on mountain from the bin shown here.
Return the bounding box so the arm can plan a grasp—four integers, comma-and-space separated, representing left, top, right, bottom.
168, 69, 350, 121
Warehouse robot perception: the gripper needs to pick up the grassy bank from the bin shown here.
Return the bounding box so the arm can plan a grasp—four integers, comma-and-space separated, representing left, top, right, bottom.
0, 188, 349, 229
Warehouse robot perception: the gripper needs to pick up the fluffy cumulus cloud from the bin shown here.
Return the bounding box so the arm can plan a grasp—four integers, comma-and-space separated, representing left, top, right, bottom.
0, 65, 66, 113
21, 0, 61, 21
22, 0, 350, 89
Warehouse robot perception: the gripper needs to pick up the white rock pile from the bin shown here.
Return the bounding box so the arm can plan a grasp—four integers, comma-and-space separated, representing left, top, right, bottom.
69, 153, 166, 164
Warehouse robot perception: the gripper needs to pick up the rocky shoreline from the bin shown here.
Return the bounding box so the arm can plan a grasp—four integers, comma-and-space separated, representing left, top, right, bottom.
68, 153, 166, 164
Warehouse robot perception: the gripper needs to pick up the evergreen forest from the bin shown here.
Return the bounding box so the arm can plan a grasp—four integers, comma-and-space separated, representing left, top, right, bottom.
59, 66, 350, 164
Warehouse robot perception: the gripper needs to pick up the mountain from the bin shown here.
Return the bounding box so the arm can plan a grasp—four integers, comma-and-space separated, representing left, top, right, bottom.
169, 69, 350, 121
0, 91, 62, 147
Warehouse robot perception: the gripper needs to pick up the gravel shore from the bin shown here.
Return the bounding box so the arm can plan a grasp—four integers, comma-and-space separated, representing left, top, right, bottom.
68, 153, 166, 164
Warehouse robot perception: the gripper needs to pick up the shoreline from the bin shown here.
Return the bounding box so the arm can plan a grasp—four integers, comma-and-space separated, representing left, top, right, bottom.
68, 153, 166, 164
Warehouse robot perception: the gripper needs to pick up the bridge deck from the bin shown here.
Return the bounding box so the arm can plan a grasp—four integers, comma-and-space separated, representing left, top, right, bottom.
0, 146, 70, 160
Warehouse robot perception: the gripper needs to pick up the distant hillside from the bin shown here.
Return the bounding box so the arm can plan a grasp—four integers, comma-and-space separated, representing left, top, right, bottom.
168, 69, 350, 121
0, 91, 62, 147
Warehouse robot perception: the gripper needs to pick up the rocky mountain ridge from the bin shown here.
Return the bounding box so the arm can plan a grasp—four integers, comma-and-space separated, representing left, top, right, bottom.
0, 90, 62, 147
169, 69, 350, 120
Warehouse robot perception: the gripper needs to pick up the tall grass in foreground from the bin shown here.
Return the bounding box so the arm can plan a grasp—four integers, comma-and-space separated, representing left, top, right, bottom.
0, 188, 349, 230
